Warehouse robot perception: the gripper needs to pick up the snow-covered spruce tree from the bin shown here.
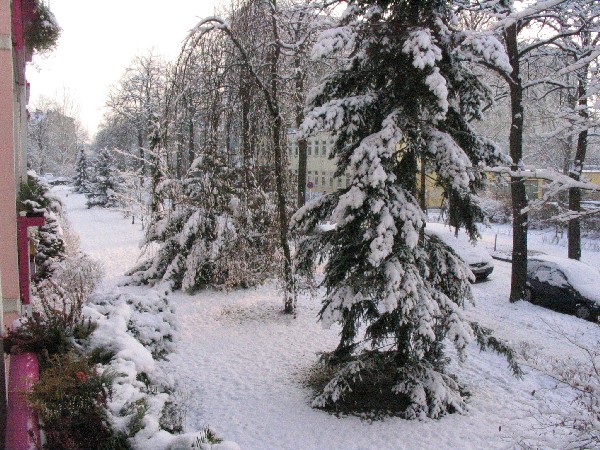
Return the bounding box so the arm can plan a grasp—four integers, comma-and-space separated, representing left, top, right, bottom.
17, 171, 66, 280
86, 148, 121, 208
291, 0, 507, 418
73, 147, 90, 193
128, 147, 279, 292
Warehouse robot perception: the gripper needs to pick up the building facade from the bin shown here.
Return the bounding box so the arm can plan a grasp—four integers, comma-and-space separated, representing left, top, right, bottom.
286, 130, 352, 200
1, 0, 42, 445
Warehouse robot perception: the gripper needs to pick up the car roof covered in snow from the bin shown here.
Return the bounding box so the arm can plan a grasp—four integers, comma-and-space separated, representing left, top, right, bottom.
425, 223, 492, 266
528, 255, 600, 305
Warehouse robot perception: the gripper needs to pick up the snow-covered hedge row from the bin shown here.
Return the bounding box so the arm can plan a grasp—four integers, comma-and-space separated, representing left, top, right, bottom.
83, 288, 239, 450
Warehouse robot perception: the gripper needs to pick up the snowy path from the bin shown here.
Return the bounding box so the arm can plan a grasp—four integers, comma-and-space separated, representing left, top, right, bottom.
57, 187, 600, 449
55, 186, 144, 281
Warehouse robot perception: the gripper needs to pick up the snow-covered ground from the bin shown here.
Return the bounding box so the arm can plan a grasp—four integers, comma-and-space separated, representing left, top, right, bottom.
56, 187, 600, 449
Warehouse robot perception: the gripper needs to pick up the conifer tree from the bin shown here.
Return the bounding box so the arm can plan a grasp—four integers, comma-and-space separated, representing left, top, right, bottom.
73, 147, 90, 193
128, 147, 278, 292
17, 172, 66, 280
86, 148, 121, 208
291, 0, 507, 418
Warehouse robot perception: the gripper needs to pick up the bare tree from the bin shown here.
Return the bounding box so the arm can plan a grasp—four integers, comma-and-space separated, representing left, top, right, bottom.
27, 94, 88, 176
105, 52, 167, 178
468, 0, 598, 302
186, 0, 303, 312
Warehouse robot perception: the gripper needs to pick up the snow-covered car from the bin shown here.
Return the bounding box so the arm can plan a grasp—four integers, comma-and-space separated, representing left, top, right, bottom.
49, 176, 69, 186
526, 255, 600, 321
425, 223, 494, 282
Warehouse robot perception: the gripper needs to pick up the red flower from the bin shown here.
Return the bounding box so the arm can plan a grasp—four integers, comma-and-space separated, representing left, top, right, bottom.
75, 371, 88, 381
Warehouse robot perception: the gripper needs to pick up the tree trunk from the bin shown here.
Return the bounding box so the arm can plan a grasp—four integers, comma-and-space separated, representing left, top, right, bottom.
188, 118, 195, 170
419, 157, 427, 211
568, 66, 589, 260
506, 23, 528, 303
269, 0, 296, 313
296, 130, 307, 209
293, 19, 307, 209
240, 70, 251, 189
137, 130, 145, 180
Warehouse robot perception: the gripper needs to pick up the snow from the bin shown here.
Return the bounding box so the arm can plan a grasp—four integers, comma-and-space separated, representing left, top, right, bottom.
312, 26, 355, 59
425, 223, 493, 267
402, 29, 442, 70
56, 187, 600, 449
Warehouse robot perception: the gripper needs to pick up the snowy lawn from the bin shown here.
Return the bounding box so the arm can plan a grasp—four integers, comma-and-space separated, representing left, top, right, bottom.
57, 187, 600, 449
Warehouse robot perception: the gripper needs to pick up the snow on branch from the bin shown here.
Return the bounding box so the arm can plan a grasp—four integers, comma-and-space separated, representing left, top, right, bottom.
486, 165, 600, 192
524, 49, 600, 88
486, 165, 600, 215
185, 16, 280, 119
488, 0, 569, 31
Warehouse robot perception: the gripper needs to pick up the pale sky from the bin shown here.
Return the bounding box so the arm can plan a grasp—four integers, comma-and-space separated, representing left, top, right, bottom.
28, 0, 220, 139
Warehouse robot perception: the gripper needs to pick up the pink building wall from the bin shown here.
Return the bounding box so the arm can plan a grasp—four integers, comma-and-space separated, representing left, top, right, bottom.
0, 0, 21, 313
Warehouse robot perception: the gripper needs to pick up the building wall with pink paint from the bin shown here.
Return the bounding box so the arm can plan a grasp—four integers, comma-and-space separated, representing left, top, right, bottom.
1, 2, 36, 444
0, 0, 32, 319
0, 0, 22, 318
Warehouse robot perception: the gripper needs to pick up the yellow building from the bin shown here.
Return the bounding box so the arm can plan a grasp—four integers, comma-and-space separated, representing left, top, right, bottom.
286, 130, 352, 198
286, 130, 600, 207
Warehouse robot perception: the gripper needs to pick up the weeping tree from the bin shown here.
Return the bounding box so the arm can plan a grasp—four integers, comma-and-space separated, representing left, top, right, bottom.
189, 0, 299, 312
127, 30, 280, 292
291, 0, 510, 418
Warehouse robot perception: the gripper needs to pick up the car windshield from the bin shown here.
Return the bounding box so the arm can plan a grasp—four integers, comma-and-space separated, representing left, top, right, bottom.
529, 262, 568, 288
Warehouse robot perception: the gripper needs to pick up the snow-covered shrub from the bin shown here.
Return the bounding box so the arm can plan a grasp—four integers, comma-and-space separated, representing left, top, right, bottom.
4, 252, 104, 361
528, 201, 563, 230
518, 336, 600, 448
479, 195, 512, 224
83, 288, 238, 449
52, 252, 105, 306
28, 352, 129, 449
128, 150, 279, 292
124, 291, 177, 360
17, 171, 66, 280
87, 148, 123, 208
4, 280, 94, 360
24, 0, 61, 54
114, 169, 152, 228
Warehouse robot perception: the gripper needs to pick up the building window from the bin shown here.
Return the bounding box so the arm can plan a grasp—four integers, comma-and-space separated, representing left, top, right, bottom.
314, 177, 318, 186
321, 141, 327, 156
525, 180, 539, 200
294, 144, 298, 156
346, 175, 350, 187
322, 176, 325, 186
329, 177, 333, 187
308, 143, 312, 156
337, 178, 342, 187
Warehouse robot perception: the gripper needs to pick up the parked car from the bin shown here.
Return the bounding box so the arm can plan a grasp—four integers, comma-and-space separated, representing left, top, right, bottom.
526, 255, 600, 321
49, 176, 69, 186
425, 223, 494, 282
